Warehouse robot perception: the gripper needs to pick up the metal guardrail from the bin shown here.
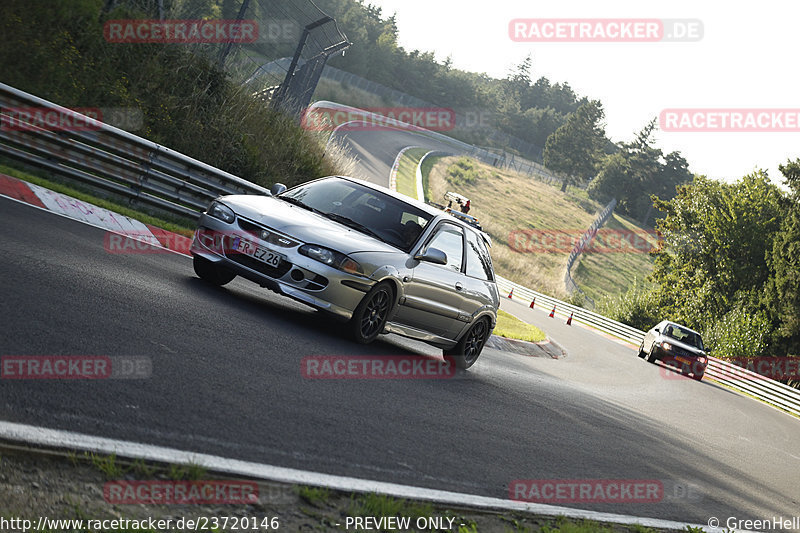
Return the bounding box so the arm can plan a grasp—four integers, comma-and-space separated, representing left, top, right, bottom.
0, 82, 270, 220
497, 275, 800, 417
564, 198, 617, 307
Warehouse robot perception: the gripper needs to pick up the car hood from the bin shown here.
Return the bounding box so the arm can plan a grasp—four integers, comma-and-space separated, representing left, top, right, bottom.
658, 335, 705, 356
220, 195, 403, 255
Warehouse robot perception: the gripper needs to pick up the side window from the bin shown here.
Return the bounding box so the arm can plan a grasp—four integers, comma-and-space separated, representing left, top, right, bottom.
465, 230, 494, 281
426, 224, 464, 272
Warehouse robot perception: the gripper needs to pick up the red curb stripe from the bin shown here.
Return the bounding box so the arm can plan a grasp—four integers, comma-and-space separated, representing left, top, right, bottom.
145, 224, 192, 256
0, 174, 46, 208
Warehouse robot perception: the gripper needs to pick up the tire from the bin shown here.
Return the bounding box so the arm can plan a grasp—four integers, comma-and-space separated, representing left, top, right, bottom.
692, 371, 704, 381
637, 343, 646, 359
646, 344, 659, 364
444, 317, 491, 370
193, 256, 236, 286
349, 282, 393, 344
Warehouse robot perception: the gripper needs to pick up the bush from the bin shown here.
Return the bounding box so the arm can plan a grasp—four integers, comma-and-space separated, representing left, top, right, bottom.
567, 290, 586, 308
702, 306, 772, 360
596, 280, 663, 331
446, 157, 484, 186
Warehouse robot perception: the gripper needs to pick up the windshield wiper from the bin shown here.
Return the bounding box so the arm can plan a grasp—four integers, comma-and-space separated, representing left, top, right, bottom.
279, 196, 320, 213
323, 213, 386, 242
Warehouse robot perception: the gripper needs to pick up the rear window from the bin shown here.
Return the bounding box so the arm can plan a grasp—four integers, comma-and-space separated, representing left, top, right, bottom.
465, 229, 494, 281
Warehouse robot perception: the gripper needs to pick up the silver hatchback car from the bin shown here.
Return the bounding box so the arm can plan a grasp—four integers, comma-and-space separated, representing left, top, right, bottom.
190, 176, 499, 369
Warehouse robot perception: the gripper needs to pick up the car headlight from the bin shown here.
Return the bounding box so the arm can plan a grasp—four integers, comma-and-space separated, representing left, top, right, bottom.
661, 342, 672, 351
208, 201, 235, 223
299, 244, 364, 276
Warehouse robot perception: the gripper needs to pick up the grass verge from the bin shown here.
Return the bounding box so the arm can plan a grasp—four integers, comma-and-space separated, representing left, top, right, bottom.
1, 446, 694, 532
572, 214, 657, 304
494, 310, 547, 342
425, 156, 655, 301
395, 147, 430, 199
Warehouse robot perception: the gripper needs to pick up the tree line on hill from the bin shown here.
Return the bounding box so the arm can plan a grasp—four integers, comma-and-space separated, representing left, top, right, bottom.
312, 0, 693, 222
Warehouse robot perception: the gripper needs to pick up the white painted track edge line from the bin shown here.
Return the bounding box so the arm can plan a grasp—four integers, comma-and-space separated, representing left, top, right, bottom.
0, 421, 722, 532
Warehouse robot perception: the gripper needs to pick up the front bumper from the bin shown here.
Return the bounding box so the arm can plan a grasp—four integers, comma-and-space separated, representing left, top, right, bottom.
655, 347, 707, 375
190, 212, 376, 320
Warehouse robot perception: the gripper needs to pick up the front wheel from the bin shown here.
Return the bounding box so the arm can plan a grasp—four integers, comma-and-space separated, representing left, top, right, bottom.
637, 342, 646, 359
193, 256, 236, 286
444, 318, 491, 370
349, 282, 393, 344
646, 344, 659, 364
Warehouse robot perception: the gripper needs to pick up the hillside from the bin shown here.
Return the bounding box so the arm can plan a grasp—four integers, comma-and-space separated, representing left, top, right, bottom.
426, 156, 656, 303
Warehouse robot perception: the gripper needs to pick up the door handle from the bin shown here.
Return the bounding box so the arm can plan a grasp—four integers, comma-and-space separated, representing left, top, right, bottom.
455, 282, 463, 291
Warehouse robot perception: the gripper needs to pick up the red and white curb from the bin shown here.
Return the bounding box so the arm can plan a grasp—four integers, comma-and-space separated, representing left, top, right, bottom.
0, 173, 192, 255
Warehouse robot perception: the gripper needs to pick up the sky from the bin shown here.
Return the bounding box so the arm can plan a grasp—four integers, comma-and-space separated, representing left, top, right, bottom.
364, 0, 800, 186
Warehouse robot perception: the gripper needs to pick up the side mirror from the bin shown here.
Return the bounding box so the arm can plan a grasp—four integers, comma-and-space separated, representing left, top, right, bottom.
414, 247, 447, 266
270, 183, 287, 196
654, 328, 660, 333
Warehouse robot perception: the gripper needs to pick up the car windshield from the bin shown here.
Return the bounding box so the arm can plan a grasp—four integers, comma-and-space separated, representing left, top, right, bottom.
664, 325, 704, 350
280, 177, 433, 252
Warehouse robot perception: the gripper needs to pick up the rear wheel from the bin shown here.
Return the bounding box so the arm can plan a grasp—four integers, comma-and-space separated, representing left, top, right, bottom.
350, 282, 393, 344
193, 256, 236, 286
444, 318, 491, 370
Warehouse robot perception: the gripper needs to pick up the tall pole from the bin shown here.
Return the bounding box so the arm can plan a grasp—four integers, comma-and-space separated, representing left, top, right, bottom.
217, 0, 251, 70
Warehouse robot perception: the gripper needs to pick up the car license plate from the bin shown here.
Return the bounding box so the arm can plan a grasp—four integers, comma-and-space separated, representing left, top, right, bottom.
676, 356, 691, 364
234, 237, 282, 267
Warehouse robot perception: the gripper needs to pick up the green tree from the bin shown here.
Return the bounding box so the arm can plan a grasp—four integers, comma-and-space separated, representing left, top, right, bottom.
588, 119, 691, 223
543, 100, 606, 192
764, 159, 800, 357
650, 172, 784, 331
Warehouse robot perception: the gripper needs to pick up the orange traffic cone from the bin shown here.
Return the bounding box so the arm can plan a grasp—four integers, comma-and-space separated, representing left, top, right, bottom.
507, 288, 514, 299
529, 298, 535, 308
566, 312, 573, 325
549, 305, 555, 318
